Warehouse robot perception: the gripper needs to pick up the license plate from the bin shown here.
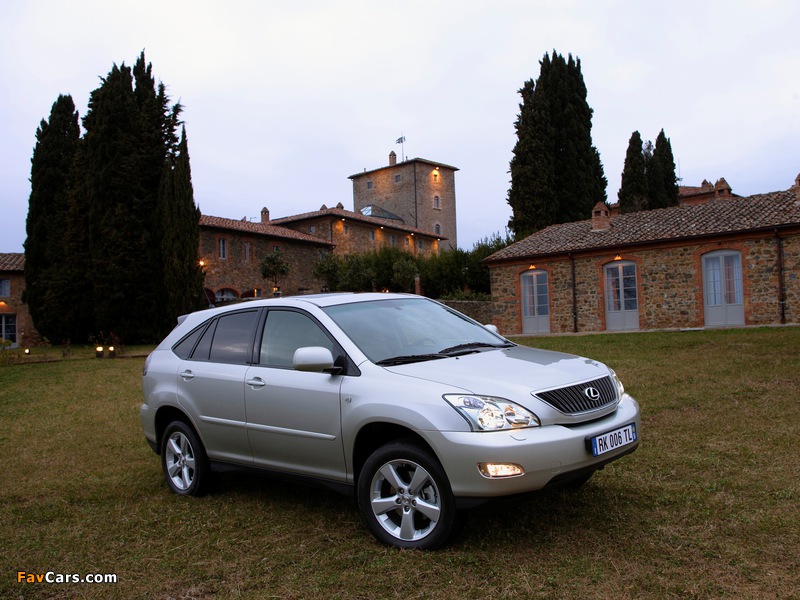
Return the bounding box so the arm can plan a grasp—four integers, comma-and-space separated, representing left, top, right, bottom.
590, 423, 637, 457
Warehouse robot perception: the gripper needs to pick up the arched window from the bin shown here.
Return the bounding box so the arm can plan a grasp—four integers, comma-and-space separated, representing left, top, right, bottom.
215, 288, 239, 302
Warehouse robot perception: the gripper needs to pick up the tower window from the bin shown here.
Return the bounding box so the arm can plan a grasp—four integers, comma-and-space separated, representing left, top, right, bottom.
434, 196, 440, 209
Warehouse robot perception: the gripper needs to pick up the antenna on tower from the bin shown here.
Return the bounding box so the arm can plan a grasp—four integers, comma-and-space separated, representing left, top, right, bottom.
395, 134, 406, 162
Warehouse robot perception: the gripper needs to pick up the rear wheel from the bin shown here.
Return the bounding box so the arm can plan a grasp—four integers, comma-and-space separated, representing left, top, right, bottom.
357, 441, 456, 550
160, 420, 209, 496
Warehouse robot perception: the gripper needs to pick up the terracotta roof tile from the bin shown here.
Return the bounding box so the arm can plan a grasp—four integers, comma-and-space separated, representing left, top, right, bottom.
487, 190, 800, 262
271, 207, 446, 239
0, 253, 25, 271
199, 215, 334, 246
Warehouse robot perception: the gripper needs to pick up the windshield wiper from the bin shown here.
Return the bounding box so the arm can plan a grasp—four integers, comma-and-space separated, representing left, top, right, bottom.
438, 341, 514, 355
375, 353, 448, 366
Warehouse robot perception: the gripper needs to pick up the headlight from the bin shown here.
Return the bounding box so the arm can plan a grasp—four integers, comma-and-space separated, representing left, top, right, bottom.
443, 394, 540, 431
610, 368, 625, 398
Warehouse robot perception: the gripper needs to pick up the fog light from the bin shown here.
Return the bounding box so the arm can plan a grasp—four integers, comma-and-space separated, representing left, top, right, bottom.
95, 346, 104, 358
478, 463, 525, 478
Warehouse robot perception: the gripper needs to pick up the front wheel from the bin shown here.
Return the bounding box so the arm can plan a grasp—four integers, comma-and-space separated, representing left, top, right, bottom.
357, 441, 456, 550
160, 420, 209, 496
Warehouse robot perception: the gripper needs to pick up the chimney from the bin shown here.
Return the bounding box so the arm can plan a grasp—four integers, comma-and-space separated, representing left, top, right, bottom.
261, 207, 270, 223
714, 178, 732, 198
794, 173, 800, 202
591, 201, 611, 231
389, 151, 397, 166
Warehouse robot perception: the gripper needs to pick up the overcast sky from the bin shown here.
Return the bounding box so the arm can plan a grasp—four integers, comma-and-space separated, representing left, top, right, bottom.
2, 0, 798, 253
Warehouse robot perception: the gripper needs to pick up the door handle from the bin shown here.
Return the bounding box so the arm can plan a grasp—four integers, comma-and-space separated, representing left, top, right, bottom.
246, 377, 266, 389
180, 370, 195, 380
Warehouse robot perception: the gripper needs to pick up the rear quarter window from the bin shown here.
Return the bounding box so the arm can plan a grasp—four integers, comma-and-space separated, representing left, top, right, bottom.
173, 310, 260, 364
208, 310, 260, 364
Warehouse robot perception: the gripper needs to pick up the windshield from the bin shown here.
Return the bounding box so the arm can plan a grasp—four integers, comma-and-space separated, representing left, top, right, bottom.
323, 297, 511, 364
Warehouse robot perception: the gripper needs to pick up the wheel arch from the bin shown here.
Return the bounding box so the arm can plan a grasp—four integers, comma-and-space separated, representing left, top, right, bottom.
352, 422, 440, 483
153, 405, 198, 455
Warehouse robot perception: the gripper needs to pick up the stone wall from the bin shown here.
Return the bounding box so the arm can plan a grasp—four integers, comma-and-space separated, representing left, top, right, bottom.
490, 230, 800, 335
199, 229, 328, 298
440, 300, 493, 325
351, 159, 458, 250
0, 269, 41, 347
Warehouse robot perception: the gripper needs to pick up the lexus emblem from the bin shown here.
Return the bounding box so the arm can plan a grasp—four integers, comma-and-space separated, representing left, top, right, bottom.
584, 387, 601, 401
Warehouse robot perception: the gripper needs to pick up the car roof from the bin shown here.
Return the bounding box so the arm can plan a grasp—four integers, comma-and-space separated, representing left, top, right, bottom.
177, 292, 425, 323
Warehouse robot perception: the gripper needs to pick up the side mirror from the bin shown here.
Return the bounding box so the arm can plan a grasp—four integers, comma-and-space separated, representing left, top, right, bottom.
483, 324, 499, 335
293, 346, 336, 373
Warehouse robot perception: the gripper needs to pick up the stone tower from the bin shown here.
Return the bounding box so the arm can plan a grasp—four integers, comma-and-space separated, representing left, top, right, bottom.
349, 153, 458, 251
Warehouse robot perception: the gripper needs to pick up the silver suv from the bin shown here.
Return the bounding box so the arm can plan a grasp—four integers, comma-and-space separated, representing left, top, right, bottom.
141, 293, 639, 549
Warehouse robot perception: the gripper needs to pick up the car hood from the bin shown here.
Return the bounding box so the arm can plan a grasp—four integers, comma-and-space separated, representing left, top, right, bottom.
382, 345, 610, 404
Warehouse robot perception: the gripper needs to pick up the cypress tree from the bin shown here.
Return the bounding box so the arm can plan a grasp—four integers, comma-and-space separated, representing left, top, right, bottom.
507, 51, 606, 238
649, 129, 679, 209
23, 95, 80, 342
618, 131, 649, 213
47, 52, 192, 343
157, 126, 204, 327
619, 129, 679, 213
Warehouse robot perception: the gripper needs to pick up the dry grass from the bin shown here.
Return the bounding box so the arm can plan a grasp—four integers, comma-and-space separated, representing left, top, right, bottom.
1, 327, 798, 599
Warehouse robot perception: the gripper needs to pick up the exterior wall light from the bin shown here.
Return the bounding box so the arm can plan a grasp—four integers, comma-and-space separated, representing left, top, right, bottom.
529, 264, 537, 270
614, 255, 622, 261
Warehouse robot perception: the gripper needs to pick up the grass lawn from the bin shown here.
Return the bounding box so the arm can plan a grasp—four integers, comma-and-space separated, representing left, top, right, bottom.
1, 327, 798, 599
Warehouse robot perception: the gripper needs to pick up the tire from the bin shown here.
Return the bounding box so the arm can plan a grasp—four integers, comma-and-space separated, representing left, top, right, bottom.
357, 440, 456, 550
160, 420, 210, 496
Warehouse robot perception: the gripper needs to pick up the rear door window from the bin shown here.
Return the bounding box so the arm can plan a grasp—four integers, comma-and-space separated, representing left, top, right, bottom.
209, 310, 260, 364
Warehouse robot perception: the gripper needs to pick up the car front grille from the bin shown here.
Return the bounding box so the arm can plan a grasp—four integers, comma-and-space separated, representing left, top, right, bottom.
534, 376, 618, 415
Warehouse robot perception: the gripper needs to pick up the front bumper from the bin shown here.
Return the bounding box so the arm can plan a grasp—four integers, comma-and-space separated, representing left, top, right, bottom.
425, 394, 640, 498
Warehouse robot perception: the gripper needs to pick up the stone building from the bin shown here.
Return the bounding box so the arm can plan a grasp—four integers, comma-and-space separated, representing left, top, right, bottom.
0, 253, 39, 348
349, 152, 458, 251
486, 175, 800, 335
270, 202, 443, 257
199, 213, 333, 301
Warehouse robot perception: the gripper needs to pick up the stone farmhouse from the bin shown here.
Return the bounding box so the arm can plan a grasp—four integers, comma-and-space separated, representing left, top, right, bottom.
200, 153, 453, 302
0, 253, 37, 348
349, 152, 458, 251
486, 174, 800, 336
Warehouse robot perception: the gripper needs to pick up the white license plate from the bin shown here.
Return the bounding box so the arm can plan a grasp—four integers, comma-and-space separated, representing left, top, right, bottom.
590, 423, 637, 457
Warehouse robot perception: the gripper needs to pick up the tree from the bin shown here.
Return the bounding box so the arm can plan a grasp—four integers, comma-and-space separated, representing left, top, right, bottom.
23, 94, 80, 342
260, 249, 290, 294
312, 251, 342, 291
649, 129, 679, 209
507, 51, 607, 239
618, 129, 679, 213
618, 131, 649, 213
26, 52, 201, 343
157, 127, 204, 326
